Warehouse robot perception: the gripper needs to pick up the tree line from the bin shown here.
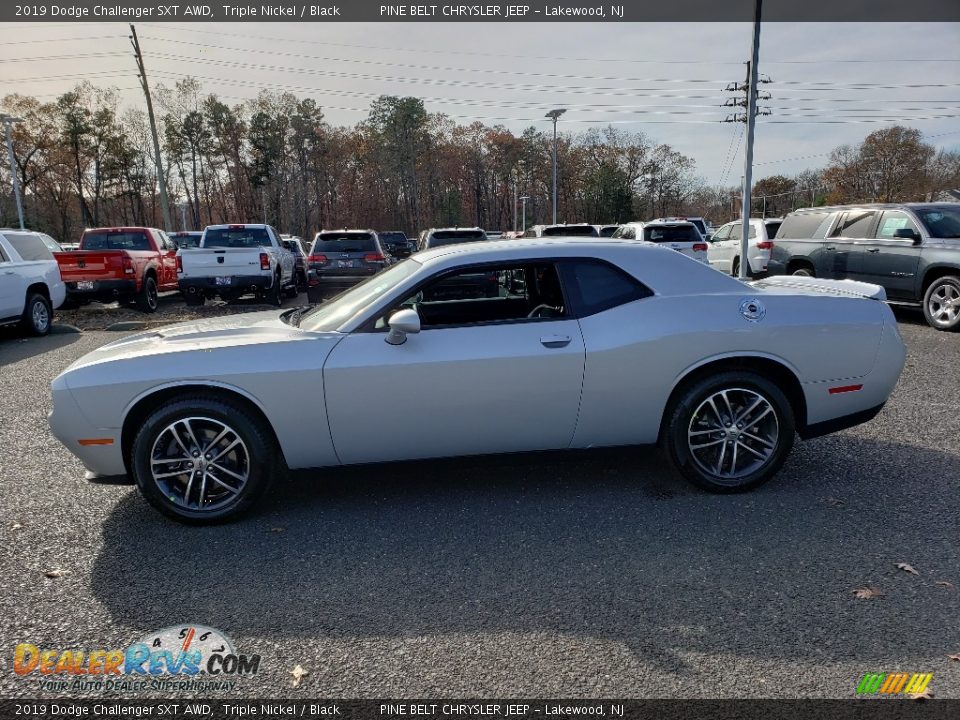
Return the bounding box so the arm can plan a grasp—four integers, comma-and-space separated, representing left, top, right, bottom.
1, 79, 957, 242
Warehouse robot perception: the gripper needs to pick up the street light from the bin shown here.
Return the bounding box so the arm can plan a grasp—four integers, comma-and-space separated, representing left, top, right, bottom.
545, 109, 566, 225
519, 196, 530, 233
0, 113, 25, 230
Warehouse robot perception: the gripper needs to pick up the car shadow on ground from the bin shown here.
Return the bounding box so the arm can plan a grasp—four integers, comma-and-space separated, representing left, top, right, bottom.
0, 326, 80, 363
89, 434, 960, 671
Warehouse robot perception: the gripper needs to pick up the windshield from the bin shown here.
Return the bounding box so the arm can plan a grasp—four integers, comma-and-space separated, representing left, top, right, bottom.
543, 225, 598, 237
82, 231, 151, 251
172, 233, 201, 248
428, 230, 486, 247
644, 225, 699, 243
298, 259, 422, 332
203, 227, 271, 248
313, 232, 376, 252
915, 207, 960, 238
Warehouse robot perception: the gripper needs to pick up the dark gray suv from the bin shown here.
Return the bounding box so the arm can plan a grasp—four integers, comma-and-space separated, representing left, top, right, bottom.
768, 203, 960, 330
306, 229, 389, 301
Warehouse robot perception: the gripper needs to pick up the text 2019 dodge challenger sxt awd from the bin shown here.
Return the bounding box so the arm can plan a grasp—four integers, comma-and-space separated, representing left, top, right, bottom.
50, 238, 906, 523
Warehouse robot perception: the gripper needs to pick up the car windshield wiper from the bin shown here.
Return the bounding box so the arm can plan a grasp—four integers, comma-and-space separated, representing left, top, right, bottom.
284, 304, 315, 327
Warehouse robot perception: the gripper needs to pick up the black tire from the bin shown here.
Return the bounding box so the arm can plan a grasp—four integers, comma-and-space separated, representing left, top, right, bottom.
296, 271, 308, 292
135, 275, 159, 313
731, 257, 740, 278
922, 275, 960, 331
184, 293, 205, 307
266, 273, 282, 307
662, 370, 795, 493
20, 292, 52, 336
790, 265, 815, 278
284, 277, 299, 299
131, 395, 281, 524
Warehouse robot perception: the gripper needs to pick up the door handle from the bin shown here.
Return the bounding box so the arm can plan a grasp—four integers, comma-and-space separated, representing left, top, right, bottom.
867, 248, 880, 253
540, 335, 571, 348
824, 247, 835, 252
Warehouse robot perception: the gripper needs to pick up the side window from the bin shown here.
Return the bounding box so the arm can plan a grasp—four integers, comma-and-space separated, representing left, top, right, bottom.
830, 211, 876, 239
6, 234, 53, 261
729, 225, 743, 242
748, 225, 757, 239
617, 226, 636, 240
876, 211, 919, 240
379, 262, 567, 329
712, 225, 731, 242
559, 260, 653, 317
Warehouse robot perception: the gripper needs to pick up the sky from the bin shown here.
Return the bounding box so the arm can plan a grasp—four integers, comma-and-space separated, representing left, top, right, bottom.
3, 20, 959, 186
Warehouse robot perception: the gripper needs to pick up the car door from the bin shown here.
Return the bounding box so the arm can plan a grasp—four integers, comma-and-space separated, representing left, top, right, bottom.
850, 209, 923, 300
0, 237, 25, 319
708, 223, 734, 272
820, 210, 875, 279
322, 261, 586, 465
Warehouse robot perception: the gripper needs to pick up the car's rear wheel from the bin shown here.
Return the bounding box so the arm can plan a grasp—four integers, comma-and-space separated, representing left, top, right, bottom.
136, 275, 159, 313
790, 265, 814, 277
21, 292, 51, 336
663, 371, 795, 493
923, 275, 960, 331
267, 273, 282, 307
131, 396, 280, 524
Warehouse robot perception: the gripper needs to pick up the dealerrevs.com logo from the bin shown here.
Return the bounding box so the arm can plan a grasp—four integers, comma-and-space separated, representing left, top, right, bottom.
14, 625, 260, 692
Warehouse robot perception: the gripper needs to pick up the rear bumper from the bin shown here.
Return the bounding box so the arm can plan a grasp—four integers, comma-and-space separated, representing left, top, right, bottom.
66, 278, 137, 301
179, 274, 273, 295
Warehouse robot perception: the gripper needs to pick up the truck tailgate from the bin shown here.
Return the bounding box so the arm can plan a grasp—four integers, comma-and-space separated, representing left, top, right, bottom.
54, 251, 126, 282
180, 249, 265, 278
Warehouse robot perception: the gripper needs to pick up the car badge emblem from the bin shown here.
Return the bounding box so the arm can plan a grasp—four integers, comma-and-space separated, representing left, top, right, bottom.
78, 258, 86, 268
739, 298, 765, 322
217, 256, 224, 264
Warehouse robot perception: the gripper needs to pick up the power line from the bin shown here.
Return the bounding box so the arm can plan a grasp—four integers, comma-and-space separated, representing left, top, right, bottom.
0, 35, 125, 46
0, 52, 128, 63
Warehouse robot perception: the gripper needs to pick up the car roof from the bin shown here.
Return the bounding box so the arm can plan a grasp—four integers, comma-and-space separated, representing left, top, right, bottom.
788, 203, 955, 214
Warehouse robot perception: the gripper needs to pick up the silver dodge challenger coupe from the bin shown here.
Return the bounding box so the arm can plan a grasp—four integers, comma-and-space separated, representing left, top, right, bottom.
49, 238, 906, 523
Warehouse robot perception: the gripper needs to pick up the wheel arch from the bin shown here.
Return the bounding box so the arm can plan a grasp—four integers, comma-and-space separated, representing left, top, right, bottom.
920, 265, 960, 296
25, 281, 51, 301
120, 381, 284, 476
658, 353, 808, 444
786, 257, 815, 274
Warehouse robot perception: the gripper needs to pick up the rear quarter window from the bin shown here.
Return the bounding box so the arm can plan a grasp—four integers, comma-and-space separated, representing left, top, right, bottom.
776, 212, 834, 240
5, 233, 54, 261
560, 259, 653, 317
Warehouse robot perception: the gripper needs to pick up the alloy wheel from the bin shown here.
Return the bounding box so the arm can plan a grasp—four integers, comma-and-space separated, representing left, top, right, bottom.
928, 282, 960, 328
32, 300, 49, 333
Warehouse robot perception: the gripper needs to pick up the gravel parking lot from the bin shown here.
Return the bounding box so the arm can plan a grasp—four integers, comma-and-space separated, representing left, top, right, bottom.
0, 306, 957, 699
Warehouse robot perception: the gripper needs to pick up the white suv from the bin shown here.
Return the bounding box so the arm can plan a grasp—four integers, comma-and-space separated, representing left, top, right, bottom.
707, 218, 782, 277
612, 220, 709, 263
0, 229, 66, 335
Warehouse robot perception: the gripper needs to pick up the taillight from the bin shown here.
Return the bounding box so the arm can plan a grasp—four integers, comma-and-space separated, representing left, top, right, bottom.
308, 254, 327, 264
229, 224, 245, 229
176, 255, 183, 273
122, 256, 135, 275
692, 243, 708, 252
259, 252, 270, 270
756, 241, 774, 250
364, 253, 385, 262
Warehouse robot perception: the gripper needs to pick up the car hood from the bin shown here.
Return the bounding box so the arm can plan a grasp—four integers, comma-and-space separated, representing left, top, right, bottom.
63, 310, 326, 371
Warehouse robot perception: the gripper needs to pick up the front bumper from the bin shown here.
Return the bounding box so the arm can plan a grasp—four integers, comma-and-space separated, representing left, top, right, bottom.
48, 378, 126, 477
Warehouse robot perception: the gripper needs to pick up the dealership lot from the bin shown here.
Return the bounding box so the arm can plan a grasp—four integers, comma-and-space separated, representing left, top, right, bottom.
0, 310, 957, 698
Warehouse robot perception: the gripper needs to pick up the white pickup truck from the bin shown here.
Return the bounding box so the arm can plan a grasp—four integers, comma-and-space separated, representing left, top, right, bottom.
177, 224, 297, 306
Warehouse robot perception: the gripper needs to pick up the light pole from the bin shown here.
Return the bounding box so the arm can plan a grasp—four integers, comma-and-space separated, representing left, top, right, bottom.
545, 109, 566, 225
519, 196, 530, 233
0, 114, 25, 230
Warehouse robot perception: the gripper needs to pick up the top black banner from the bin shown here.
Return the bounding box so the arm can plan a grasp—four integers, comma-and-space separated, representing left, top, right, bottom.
3, 0, 959, 23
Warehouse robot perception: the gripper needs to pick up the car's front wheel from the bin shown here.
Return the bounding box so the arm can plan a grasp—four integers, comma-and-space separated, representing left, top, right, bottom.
663, 371, 795, 493
923, 275, 960, 331
131, 395, 280, 523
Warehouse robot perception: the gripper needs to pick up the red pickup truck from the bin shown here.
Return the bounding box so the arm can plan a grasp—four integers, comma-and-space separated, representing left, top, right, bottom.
54, 227, 179, 312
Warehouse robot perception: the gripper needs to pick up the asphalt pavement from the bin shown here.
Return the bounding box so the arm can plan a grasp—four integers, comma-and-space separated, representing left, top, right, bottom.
0, 308, 957, 699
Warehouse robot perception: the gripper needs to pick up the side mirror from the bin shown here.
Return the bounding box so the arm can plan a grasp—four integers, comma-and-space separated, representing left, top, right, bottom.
385, 308, 421, 345
893, 228, 921, 244
704, 233, 713, 242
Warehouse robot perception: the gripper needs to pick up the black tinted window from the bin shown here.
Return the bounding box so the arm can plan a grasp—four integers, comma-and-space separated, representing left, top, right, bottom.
598, 226, 618, 238
915, 207, 960, 239
380, 232, 408, 243
428, 230, 486, 247
203, 227, 271, 248
831, 211, 876, 239
644, 226, 698, 243
5, 233, 54, 261
776, 211, 833, 239
689, 219, 706, 235
543, 225, 599, 237
560, 260, 652, 317
313, 233, 377, 252
81, 231, 151, 251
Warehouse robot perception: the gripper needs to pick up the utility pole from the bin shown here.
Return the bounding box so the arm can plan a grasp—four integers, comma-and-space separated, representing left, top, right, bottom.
0, 114, 25, 229
545, 109, 566, 225
738, 0, 762, 279
512, 171, 518, 233
520, 196, 530, 233
130, 24, 172, 231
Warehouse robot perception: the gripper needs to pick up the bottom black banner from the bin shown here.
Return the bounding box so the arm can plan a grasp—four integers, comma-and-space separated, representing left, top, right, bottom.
1, 700, 957, 720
